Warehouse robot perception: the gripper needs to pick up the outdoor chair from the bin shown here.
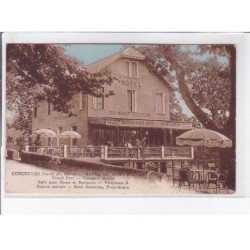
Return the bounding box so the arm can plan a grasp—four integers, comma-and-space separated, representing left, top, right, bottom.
205, 170, 229, 194
187, 171, 204, 191
178, 169, 190, 189
175, 169, 204, 192
217, 170, 229, 193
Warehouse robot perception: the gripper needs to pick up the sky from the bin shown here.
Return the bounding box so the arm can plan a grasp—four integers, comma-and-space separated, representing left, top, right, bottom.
63, 44, 123, 65
63, 44, 195, 117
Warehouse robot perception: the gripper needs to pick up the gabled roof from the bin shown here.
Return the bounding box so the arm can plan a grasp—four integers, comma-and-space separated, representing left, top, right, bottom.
87, 47, 174, 91
87, 47, 145, 73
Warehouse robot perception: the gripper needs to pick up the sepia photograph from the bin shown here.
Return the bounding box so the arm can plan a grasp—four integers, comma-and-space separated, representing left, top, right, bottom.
4, 38, 236, 195
0, 1, 250, 249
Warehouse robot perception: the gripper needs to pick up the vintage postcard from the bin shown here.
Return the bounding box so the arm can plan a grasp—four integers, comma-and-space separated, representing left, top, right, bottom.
2, 33, 240, 196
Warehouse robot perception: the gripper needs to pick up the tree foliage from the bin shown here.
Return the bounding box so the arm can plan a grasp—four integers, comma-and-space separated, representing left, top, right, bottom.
138, 44, 236, 188
7, 44, 114, 134
138, 44, 235, 139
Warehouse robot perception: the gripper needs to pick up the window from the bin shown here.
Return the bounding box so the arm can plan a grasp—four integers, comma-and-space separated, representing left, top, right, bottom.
125, 60, 130, 77
131, 61, 138, 78
33, 103, 38, 118
93, 88, 104, 110
127, 90, 136, 112
125, 61, 138, 78
156, 93, 165, 114
47, 101, 51, 115
72, 126, 78, 146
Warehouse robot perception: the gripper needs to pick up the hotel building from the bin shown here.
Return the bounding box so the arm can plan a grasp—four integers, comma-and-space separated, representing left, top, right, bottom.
32, 47, 192, 147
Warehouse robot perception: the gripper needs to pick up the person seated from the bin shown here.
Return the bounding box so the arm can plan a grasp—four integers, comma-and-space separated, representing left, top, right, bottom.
107, 140, 114, 147
124, 140, 133, 149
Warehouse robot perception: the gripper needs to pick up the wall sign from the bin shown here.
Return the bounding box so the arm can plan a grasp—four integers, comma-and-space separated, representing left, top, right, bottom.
117, 76, 142, 88
89, 117, 192, 130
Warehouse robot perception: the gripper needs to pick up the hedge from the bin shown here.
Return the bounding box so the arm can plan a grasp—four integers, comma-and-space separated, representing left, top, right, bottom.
20, 151, 163, 182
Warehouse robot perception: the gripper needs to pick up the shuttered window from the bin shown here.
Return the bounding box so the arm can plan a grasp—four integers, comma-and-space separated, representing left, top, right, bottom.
93, 88, 104, 109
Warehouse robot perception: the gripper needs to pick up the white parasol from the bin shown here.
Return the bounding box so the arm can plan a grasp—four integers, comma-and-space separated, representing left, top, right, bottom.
58, 131, 81, 139
176, 128, 232, 178
176, 129, 232, 148
33, 128, 57, 138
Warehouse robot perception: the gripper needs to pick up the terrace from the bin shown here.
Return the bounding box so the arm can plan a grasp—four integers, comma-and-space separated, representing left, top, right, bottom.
26, 145, 194, 162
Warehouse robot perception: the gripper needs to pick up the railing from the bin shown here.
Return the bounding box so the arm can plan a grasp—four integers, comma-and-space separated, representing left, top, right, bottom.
164, 146, 193, 158
28, 146, 64, 157
106, 146, 193, 160
67, 146, 101, 158
107, 147, 138, 158
141, 147, 162, 158
25, 145, 193, 160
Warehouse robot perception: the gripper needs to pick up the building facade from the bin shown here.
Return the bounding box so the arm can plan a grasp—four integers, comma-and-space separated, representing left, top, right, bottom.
32, 48, 192, 147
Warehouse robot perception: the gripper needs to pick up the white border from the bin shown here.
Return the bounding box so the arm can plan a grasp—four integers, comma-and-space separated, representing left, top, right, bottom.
1, 32, 248, 214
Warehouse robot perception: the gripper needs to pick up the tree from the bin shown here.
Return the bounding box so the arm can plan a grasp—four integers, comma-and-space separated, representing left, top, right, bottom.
138, 45, 236, 188
7, 44, 114, 134
138, 45, 235, 138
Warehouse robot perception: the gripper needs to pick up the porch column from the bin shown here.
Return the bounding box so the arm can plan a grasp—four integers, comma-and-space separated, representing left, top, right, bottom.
170, 129, 173, 146
163, 129, 167, 146
116, 127, 120, 146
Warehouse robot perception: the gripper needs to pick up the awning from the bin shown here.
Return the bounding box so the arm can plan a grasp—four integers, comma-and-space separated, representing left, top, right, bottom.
89, 117, 192, 130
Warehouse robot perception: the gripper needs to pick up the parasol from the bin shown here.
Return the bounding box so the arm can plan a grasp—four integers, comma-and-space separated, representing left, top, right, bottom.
58, 131, 81, 139
176, 128, 232, 178
33, 128, 57, 138
58, 130, 81, 147
176, 129, 232, 148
